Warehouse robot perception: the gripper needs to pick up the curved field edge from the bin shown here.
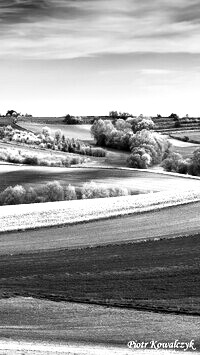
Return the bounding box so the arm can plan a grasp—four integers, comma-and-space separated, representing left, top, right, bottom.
0, 298, 199, 353
1, 189, 200, 232
1, 234, 200, 316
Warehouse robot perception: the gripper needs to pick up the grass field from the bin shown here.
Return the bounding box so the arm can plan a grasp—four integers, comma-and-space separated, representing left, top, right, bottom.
19, 121, 200, 161
19, 121, 93, 141
0, 297, 199, 350
1, 166, 200, 193
170, 130, 200, 144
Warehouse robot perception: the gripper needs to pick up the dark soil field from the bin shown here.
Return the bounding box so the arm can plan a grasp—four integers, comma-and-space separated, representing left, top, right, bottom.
0, 235, 200, 318
1, 166, 200, 193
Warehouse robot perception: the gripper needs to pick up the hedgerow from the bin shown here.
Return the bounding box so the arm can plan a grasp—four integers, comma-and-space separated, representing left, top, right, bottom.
162, 148, 200, 176
0, 147, 85, 167
0, 181, 136, 206
1, 125, 106, 158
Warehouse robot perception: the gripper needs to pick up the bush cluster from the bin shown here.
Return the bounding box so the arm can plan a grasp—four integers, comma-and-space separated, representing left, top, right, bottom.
0, 181, 134, 206
90, 116, 157, 152
91, 119, 133, 150
127, 130, 171, 169
0, 147, 85, 167
1, 125, 106, 158
91, 118, 170, 168
162, 148, 200, 176
63, 114, 83, 124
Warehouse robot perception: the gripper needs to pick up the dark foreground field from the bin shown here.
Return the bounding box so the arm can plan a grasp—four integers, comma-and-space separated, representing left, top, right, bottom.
0, 234, 200, 316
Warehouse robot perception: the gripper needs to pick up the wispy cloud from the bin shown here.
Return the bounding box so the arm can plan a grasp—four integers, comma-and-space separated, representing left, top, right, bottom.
0, 0, 200, 59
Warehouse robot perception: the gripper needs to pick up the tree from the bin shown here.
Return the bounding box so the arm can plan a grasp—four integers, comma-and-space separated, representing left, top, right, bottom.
63, 114, 83, 124
42, 126, 51, 137
109, 111, 119, 118
130, 116, 154, 133
64, 184, 77, 200
0, 185, 26, 205
43, 181, 64, 202
6, 110, 20, 117
54, 129, 62, 144
190, 148, 200, 175
161, 152, 182, 172
169, 113, 179, 120
91, 119, 114, 146
128, 130, 171, 168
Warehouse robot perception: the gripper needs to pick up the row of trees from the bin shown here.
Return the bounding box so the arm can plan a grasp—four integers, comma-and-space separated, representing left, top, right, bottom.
0, 181, 132, 206
0, 147, 85, 167
0, 110, 32, 118
0, 125, 106, 158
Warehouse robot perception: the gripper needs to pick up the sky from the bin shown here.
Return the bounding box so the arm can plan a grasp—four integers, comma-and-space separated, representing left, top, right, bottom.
0, 0, 200, 116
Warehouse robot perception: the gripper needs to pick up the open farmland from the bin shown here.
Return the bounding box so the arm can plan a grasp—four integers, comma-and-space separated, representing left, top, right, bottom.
167, 137, 199, 159
0, 297, 199, 352
0, 200, 200, 352
170, 130, 200, 144
18, 121, 93, 141
0, 232, 200, 317
18, 120, 200, 163
1, 166, 200, 193
1, 120, 200, 353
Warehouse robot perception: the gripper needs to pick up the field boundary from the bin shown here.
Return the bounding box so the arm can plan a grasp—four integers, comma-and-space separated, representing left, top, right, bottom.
1, 189, 200, 233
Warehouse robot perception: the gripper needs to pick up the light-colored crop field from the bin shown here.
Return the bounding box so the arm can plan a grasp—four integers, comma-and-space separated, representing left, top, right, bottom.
170, 130, 200, 144
19, 121, 93, 141
1, 187, 200, 232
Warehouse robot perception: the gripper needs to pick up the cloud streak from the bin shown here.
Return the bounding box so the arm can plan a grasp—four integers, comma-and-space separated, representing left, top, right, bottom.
0, 0, 200, 59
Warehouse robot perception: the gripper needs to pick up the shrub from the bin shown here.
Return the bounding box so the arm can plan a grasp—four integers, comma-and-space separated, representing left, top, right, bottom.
190, 148, 200, 176
81, 181, 129, 199
176, 159, 190, 174
108, 186, 129, 197
64, 184, 77, 200
174, 120, 181, 128
183, 136, 189, 142
0, 185, 26, 205
24, 187, 38, 204
55, 129, 62, 144
23, 155, 38, 165
132, 117, 155, 133
42, 126, 51, 137
0, 146, 85, 167
42, 181, 64, 202
161, 152, 183, 172
63, 115, 83, 124
128, 130, 170, 168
